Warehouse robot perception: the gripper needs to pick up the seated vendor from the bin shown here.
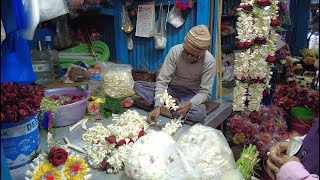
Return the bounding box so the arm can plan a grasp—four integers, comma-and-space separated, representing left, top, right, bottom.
134, 25, 215, 124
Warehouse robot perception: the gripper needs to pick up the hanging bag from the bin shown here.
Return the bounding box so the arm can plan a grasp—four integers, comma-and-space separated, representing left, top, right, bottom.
154, 2, 167, 50
168, 4, 185, 28
121, 6, 133, 34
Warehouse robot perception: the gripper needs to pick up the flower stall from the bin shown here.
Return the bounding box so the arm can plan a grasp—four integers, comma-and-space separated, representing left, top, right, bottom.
1, 0, 318, 179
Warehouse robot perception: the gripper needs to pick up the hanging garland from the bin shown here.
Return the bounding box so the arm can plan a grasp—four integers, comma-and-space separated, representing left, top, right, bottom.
233, 0, 280, 112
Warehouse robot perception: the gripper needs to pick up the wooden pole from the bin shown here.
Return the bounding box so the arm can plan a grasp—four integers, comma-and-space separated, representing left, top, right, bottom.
215, 0, 223, 103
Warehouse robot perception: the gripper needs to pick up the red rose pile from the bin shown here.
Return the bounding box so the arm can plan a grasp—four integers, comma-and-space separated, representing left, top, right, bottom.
49, 94, 84, 105
1, 83, 45, 123
273, 85, 319, 113
229, 106, 290, 157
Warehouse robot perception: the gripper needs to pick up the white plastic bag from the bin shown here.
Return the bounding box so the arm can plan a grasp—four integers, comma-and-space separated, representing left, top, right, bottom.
154, 3, 167, 50
168, 6, 185, 28
18, 0, 40, 40
163, 124, 240, 180
101, 62, 135, 98
1, 20, 5, 43
39, 0, 69, 22
125, 131, 176, 180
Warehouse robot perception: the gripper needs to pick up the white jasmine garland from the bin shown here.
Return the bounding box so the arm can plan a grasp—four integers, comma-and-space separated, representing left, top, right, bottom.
234, 49, 251, 79
233, 82, 248, 111
252, 15, 271, 38
236, 11, 254, 42
82, 110, 149, 173
157, 90, 178, 111
162, 116, 184, 136
247, 83, 265, 111
249, 46, 269, 79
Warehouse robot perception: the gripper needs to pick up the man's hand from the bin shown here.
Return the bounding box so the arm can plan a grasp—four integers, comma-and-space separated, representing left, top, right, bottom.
148, 107, 161, 125
266, 141, 300, 179
176, 102, 192, 116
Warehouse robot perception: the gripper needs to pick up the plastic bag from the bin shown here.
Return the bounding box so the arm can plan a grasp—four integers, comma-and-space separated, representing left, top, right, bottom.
1, 20, 5, 43
163, 124, 239, 180
100, 62, 135, 98
125, 131, 176, 180
53, 15, 74, 50
154, 3, 167, 50
168, 6, 185, 28
121, 6, 133, 33
39, 0, 69, 22
18, 0, 40, 40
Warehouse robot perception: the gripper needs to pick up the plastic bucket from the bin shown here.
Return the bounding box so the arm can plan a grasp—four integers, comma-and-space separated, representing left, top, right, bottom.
44, 88, 90, 127
1, 114, 40, 169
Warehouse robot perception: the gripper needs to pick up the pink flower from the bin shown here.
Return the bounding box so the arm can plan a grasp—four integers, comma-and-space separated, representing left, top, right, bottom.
138, 129, 145, 138
236, 41, 253, 49
100, 160, 107, 170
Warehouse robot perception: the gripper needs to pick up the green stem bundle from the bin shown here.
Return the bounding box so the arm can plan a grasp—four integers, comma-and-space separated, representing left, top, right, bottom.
236, 144, 261, 180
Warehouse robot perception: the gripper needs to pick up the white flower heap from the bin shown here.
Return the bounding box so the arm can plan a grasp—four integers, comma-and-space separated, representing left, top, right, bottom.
82, 110, 149, 173
125, 131, 175, 180
233, 0, 279, 112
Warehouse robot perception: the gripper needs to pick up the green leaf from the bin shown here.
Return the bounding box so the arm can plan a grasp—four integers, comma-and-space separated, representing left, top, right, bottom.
99, 96, 127, 118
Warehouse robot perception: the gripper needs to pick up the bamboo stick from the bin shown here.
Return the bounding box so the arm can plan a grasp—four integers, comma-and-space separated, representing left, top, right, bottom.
215, 0, 223, 103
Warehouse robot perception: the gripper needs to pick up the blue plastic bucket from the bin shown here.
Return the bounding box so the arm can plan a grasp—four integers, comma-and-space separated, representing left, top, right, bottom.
1, 114, 40, 170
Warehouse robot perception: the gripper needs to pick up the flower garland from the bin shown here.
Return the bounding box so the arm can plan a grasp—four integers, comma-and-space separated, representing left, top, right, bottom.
25, 133, 91, 180
82, 110, 149, 173
233, 0, 280, 112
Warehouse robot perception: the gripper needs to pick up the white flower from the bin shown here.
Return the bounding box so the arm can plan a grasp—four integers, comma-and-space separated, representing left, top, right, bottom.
157, 90, 178, 111
162, 116, 184, 136
233, 82, 248, 111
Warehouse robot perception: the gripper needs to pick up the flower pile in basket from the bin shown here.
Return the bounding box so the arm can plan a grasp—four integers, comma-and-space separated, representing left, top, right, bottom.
25, 133, 91, 180
273, 84, 319, 113
82, 110, 149, 173
1, 83, 45, 123
229, 106, 292, 157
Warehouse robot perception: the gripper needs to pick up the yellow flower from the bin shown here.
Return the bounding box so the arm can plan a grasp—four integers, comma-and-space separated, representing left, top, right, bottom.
95, 98, 105, 104
32, 163, 62, 180
63, 155, 89, 180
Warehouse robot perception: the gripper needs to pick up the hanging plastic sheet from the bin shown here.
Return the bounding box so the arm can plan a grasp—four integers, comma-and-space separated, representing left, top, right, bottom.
18, 0, 40, 40
1, 33, 37, 85
168, 6, 185, 28
1, 0, 27, 34
39, 0, 69, 22
121, 6, 134, 34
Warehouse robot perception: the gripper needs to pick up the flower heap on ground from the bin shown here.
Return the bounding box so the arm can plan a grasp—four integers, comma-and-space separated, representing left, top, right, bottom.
233, 0, 280, 112
82, 110, 149, 173
25, 133, 92, 180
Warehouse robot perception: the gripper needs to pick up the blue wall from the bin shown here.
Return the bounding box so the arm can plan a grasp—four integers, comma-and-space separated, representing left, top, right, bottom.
128, 6, 197, 71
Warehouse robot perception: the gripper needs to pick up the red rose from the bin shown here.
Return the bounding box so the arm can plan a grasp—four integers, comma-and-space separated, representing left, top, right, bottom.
105, 136, 116, 144
239, 4, 253, 11
100, 160, 107, 170
117, 139, 126, 146
254, 37, 267, 45
266, 55, 276, 63
270, 19, 280, 27
1, 112, 4, 121
256, 0, 272, 7
128, 138, 135, 144
235, 76, 248, 81
235, 41, 253, 49
4, 109, 17, 122
138, 129, 145, 138
249, 111, 260, 123
48, 147, 68, 167
18, 109, 29, 120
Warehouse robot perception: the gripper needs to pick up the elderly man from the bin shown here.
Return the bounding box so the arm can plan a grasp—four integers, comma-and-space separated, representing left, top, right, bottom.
134, 25, 215, 124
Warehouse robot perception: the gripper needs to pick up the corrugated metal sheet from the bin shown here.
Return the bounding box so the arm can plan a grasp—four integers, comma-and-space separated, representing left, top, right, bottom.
128, 5, 197, 71
97, 15, 116, 61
